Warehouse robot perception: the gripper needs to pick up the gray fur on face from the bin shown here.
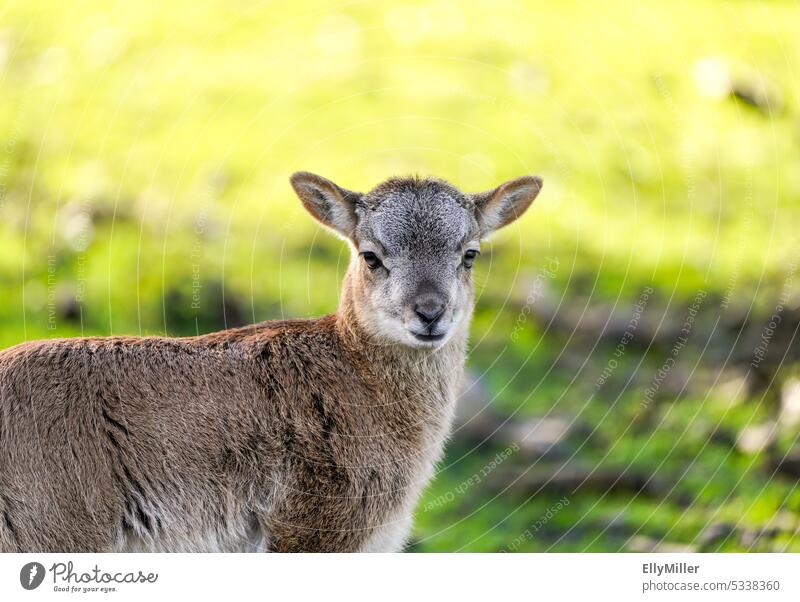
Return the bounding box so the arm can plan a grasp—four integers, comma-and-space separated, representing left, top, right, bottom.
291, 172, 542, 349
353, 178, 478, 348
358, 178, 476, 254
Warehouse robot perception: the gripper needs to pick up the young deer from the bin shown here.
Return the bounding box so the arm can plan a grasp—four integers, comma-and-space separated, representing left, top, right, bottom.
0, 172, 541, 552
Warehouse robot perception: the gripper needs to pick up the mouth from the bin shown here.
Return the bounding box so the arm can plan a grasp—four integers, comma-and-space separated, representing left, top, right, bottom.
410, 331, 446, 343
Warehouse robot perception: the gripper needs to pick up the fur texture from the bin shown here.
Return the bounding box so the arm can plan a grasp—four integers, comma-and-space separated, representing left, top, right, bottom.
0, 172, 540, 552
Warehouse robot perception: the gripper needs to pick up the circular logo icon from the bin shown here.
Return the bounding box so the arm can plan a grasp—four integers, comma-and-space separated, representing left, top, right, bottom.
20, 562, 46, 590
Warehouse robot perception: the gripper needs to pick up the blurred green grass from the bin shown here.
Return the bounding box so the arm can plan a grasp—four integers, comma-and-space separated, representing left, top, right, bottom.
1, 0, 799, 551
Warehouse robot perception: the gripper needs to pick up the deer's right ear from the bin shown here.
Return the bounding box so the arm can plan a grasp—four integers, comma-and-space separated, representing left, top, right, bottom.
290, 171, 362, 239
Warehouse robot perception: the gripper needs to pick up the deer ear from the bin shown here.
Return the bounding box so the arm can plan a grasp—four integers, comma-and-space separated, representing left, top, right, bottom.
290, 171, 363, 238
472, 175, 542, 236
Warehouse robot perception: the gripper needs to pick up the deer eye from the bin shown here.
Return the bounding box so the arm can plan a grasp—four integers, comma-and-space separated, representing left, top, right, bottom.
463, 249, 479, 268
360, 251, 383, 270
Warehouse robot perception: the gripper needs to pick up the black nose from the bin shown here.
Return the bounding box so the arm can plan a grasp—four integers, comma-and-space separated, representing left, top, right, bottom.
415, 300, 445, 326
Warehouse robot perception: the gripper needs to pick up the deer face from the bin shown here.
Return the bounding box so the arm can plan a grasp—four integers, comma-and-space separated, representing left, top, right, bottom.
291, 172, 542, 349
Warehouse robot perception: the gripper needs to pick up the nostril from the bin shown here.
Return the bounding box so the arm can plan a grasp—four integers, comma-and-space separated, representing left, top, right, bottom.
414, 302, 445, 326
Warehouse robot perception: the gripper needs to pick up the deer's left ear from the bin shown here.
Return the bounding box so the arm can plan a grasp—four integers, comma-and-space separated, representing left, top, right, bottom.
472, 175, 542, 236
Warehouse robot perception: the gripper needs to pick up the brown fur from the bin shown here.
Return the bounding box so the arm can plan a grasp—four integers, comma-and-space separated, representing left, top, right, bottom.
0, 276, 464, 552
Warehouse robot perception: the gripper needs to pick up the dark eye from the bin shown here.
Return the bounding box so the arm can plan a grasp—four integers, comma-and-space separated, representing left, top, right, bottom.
360, 251, 383, 270
463, 249, 479, 268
